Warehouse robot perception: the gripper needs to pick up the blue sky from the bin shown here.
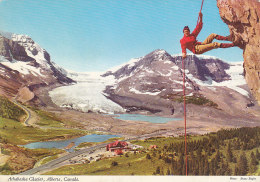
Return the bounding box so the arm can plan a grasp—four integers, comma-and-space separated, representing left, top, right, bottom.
0, 0, 243, 72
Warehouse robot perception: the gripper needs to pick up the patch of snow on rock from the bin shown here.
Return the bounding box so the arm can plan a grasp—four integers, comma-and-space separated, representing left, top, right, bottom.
11, 34, 50, 69
107, 57, 143, 73
1, 59, 44, 76
186, 62, 249, 97
129, 87, 161, 96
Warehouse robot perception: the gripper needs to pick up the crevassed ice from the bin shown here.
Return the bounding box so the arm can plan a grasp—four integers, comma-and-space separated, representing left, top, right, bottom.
49, 72, 125, 114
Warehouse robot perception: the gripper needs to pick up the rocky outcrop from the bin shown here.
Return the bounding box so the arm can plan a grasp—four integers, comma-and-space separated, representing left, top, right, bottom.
100, 49, 252, 115
0, 32, 74, 104
17, 86, 35, 103
0, 36, 35, 62
217, 0, 260, 104
172, 55, 230, 82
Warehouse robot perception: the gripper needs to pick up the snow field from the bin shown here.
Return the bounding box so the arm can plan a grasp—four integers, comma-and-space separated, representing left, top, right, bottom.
49, 72, 125, 114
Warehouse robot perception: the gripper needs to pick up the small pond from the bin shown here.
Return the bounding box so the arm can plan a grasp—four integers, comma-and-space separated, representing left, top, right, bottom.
21, 134, 118, 151
112, 114, 182, 123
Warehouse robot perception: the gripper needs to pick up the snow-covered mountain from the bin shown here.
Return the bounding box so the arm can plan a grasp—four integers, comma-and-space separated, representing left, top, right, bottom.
102, 49, 253, 115
48, 49, 255, 116
0, 31, 74, 103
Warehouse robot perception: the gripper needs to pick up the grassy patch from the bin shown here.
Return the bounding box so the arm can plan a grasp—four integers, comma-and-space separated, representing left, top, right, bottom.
44, 127, 260, 176
0, 117, 88, 145
0, 96, 26, 121
76, 137, 124, 149
0, 145, 64, 174
131, 136, 185, 149
35, 154, 61, 167
45, 152, 166, 175
32, 108, 65, 128
163, 94, 218, 107
176, 96, 218, 107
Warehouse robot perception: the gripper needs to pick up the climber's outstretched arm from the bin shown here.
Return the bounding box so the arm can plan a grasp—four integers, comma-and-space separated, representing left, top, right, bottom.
192, 12, 203, 37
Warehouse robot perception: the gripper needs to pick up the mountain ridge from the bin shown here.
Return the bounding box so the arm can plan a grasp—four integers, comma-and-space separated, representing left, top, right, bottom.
0, 31, 74, 104
100, 49, 253, 116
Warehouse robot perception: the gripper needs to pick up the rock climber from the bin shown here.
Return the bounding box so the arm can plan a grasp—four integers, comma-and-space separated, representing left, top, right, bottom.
180, 12, 236, 59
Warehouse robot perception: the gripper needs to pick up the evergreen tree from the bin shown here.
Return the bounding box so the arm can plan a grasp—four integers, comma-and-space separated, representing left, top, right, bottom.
159, 167, 164, 175
256, 149, 260, 160
194, 160, 199, 175
199, 161, 204, 175
182, 164, 186, 175
226, 142, 234, 162
155, 166, 160, 175
249, 152, 258, 173
215, 150, 221, 163
204, 159, 209, 175
146, 154, 151, 159
234, 165, 239, 176
225, 166, 232, 176
166, 168, 171, 175
233, 156, 237, 163
179, 153, 184, 170
237, 152, 248, 175
209, 159, 216, 175
152, 152, 156, 157
233, 139, 240, 150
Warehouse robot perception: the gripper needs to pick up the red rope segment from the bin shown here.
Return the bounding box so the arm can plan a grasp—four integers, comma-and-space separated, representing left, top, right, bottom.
197, 0, 205, 25
200, 0, 205, 12
182, 0, 204, 176
182, 57, 187, 176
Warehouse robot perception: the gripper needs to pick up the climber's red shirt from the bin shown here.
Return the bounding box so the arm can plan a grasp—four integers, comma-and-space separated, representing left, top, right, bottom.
180, 22, 203, 54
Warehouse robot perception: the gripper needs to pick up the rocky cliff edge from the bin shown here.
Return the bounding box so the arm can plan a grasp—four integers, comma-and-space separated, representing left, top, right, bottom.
217, 0, 260, 104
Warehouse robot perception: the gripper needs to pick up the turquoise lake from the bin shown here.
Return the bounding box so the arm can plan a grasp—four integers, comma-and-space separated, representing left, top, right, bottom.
112, 114, 182, 123
21, 134, 118, 151
21, 114, 181, 151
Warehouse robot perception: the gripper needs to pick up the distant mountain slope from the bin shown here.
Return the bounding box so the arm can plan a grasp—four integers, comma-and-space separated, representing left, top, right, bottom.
102, 49, 253, 115
49, 49, 256, 117
0, 31, 74, 103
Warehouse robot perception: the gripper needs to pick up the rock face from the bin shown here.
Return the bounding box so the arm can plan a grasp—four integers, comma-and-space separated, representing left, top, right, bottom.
0, 31, 74, 103
17, 86, 35, 103
101, 49, 253, 115
217, 0, 260, 104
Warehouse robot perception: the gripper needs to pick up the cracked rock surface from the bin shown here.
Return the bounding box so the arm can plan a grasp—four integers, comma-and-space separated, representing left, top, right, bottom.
217, 0, 260, 104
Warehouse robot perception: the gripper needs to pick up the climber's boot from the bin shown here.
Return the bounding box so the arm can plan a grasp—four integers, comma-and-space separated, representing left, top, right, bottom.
220, 43, 235, 48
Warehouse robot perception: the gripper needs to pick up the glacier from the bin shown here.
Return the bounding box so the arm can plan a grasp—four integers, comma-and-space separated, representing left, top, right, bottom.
49, 71, 125, 114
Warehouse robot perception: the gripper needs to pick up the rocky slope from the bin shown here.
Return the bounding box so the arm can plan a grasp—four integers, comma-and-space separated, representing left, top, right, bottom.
0, 31, 74, 103
100, 49, 256, 116
217, 0, 260, 104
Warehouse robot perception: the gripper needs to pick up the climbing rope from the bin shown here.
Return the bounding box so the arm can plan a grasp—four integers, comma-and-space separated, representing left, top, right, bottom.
182, 0, 205, 176
197, 0, 205, 25
182, 57, 188, 176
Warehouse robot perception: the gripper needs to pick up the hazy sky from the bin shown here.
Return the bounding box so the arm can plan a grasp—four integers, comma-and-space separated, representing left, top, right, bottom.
0, 0, 243, 72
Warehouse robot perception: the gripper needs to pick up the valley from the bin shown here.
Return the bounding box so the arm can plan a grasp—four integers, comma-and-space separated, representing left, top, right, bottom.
0, 24, 259, 176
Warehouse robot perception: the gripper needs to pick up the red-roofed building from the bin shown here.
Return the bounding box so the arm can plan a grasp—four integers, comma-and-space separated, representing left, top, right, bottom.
149, 145, 158, 149
106, 141, 129, 153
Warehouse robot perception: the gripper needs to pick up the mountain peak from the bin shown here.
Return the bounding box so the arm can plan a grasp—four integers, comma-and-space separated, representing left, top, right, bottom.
151, 49, 167, 55
0, 30, 13, 39
0, 31, 74, 101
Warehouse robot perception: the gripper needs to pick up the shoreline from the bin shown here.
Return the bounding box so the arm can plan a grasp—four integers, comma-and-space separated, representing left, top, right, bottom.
30, 83, 260, 139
